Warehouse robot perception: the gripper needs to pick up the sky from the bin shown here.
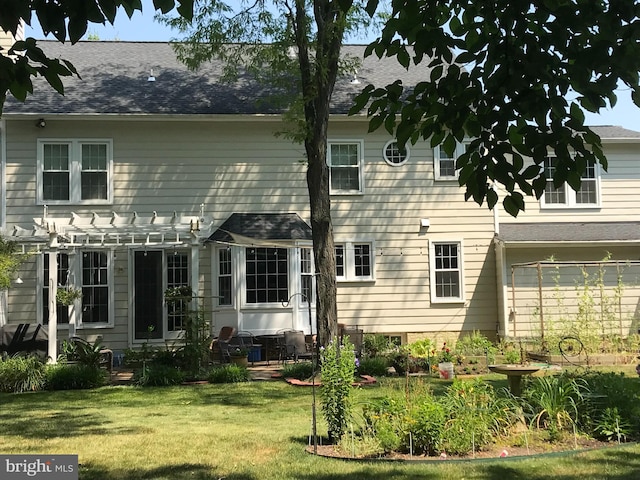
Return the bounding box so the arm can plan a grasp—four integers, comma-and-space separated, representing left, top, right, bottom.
24, 1, 640, 133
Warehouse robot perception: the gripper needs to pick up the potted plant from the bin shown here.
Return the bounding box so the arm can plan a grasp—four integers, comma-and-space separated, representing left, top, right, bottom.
229, 347, 249, 367
56, 287, 82, 306
436, 342, 455, 379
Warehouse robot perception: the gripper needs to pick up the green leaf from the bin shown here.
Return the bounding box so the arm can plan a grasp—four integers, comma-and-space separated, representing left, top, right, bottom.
503, 195, 522, 217
153, 0, 175, 14
430, 65, 443, 82
43, 69, 65, 94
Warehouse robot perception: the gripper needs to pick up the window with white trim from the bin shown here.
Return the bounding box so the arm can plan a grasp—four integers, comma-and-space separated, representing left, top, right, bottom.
383, 140, 409, 166
542, 157, 600, 208
335, 241, 374, 281
38, 139, 112, 204
81, 251, 110, 324
217, 248, 233, 306
429, 241, 464, 303
245, 247, 289, 303
328, 140, 364, 194
300, 247, 314, 303
433, 142, 467, 180
41, 250, 113, 327
166, 252, 189, 332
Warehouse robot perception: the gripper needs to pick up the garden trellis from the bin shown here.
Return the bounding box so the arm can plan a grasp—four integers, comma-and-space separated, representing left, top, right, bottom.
509, 260, 640, 342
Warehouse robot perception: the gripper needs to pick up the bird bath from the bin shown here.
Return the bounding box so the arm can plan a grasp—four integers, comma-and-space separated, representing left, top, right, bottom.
488, 364, 541, 396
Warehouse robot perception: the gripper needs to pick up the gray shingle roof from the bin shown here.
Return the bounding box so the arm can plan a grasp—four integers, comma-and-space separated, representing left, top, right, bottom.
5, 41, 640, 139
498, 222, 640, 243
3, 41, 431, 116
208, 213, 312, 243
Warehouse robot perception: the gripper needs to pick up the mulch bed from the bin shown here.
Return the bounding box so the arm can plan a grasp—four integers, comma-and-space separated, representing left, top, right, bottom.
285, 375, 377, 387
307, 436, 622, 462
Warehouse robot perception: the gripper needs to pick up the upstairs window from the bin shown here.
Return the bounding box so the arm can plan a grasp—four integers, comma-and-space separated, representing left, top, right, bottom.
335, 241, 375, 282
434, 143, 467, 180
383, 140, 409, 166
542, 157, 600, 208
38, 140, 112, 204
328, 141, 364, 194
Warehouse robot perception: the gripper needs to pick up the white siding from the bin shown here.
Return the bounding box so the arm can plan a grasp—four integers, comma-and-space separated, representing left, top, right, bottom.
4, 118, 498, 346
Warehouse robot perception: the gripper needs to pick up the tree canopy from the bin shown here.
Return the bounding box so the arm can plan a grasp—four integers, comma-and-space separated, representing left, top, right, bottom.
0, 236, 22, 289
353, 0, 640, 216
0, 0, 193, 114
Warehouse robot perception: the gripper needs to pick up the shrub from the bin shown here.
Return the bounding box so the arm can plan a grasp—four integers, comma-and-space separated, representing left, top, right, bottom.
579, 371, 640, 440
0, 355, 46, 393
357, 357, 389, 377
593, 407, 633, 442
385, 346, 411, 375
411, 399, 446, 455
362, 334, 394, 358
441, 379, 519, 455
456, 331, 498, 358
45, 364, 106, 390
281, 361, 315, 381
362, 397, 408, 453
320, 339, 356, 442
207, 364, 250, 383
134, 364, 185, 387
522, 374, 587, 438
408, 338, 435, 358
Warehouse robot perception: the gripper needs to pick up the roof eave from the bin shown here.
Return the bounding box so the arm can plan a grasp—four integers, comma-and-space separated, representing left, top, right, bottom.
497, 239, 640, 248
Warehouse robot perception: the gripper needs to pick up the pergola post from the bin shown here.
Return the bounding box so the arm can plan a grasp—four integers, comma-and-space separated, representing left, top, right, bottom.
47, 232, 58, 364
190, 232, 200, 305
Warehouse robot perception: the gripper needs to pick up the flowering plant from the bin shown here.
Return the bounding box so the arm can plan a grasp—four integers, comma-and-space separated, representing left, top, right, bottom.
437, 342, 454, 363
229, 347, 249, 357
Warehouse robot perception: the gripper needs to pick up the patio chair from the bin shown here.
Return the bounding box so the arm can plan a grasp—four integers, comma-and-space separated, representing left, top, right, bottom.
342, 328, 364, 358
68, 336, 114, 373
283, 330, 314, 363
210, 326, 236, 363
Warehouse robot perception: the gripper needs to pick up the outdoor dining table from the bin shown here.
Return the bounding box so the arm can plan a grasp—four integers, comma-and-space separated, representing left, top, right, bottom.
256, 334, 284, 365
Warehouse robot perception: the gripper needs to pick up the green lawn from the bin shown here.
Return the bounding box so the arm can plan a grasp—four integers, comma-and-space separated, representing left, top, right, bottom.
1, 374, 639, 479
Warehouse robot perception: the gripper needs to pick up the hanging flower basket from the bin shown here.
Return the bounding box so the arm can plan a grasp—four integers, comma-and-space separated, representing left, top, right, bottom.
56, 287, 82, 306
164, 286, 193, 305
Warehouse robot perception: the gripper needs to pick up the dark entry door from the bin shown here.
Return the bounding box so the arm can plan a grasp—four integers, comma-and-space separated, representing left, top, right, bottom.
134, 251, 163, 340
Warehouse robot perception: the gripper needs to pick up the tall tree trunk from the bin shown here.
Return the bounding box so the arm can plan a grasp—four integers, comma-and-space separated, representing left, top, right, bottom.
294, 0, 351, 347
306, 138, 338, 347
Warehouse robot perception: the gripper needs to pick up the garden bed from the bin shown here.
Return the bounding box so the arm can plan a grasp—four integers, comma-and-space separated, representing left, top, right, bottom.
309, 436, 623, 462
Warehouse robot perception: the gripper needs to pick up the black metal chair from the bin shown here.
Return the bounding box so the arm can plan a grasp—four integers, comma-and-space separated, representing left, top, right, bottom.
283, 330, 314, 363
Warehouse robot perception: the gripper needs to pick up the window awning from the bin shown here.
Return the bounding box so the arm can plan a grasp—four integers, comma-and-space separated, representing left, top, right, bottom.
207, 213, 312, 247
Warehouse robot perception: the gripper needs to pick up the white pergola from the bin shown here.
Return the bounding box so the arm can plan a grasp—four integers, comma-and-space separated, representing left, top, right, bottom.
7, 206, 212, 363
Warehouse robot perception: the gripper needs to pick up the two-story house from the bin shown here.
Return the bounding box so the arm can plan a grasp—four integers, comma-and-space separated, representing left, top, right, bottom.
1, 38, 639, 355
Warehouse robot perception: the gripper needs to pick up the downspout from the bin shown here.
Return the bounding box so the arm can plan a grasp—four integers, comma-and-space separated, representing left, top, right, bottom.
1, 118, 6, 231
492, 187, 510, 339
47, 231, 59, 364
0, 119, 6, 326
